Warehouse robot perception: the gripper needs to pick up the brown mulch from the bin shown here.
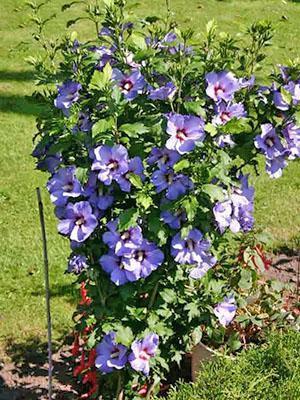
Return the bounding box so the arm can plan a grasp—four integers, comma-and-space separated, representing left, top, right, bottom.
0, 253, 299, 400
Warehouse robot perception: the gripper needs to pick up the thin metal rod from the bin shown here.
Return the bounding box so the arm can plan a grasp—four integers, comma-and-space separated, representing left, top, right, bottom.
36, 187, 53, 400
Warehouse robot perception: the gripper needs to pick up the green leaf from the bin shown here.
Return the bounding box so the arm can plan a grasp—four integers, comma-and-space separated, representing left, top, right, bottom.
205, 122, 217, 137
115, 326, 134, 347
89, 63, 112, 91
128, 32, 147, 49
128, 173, 143, 189
118, 208, 139, 231
119, 122, 149, 138
174, 159, 190, 172
184, 302, 200, 322
281, 87, 292, 105
221, 118, 250, 135
92, 117, 114, 136
202, 184, 225, 201
160, 288, 177, 304
76, 167, 88, 184
136, 192, 153, 210
228, 332, 242, 351
87, 330, 96, 349
182, 195, 199, 221
238, 269, 253, 290
184, 101, 206, 118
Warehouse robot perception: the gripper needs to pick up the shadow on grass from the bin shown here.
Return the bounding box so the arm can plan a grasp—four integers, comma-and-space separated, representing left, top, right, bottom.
0, 70, 34, 82
0, 94, 42, 116
31, 283, 78, 302
1, 335, 77, 399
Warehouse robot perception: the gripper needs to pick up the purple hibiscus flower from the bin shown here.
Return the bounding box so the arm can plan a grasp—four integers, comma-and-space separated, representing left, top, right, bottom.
58, 201, 98, 242
91, 45, 115, 70
147, 147, 180, 168
112, 68, 146, 100
171, 229, 216, 270
283, 123, 300, 159
129, 333, 159, 375
54, 81, 81, 115
148, 82, 176, 101
91, 144, 129, 185
122, 240, 164, 279
214, 295, 237, 327
99, 252, 140, 285
67, 254, 88, 274
72, 112, 92, 133
214, 134, 235, 148
206, 71, 240, 102
254, 124, 285, 159
151, 168, 194, 200
212, 102, 246, 126
47, 166, 83, 207
102, 220, 143, 256
95, 332, 128, 373
37, 154, 62, 174
273, 81, 300, 111
214, 175, 254, 233
161, 208, 187, 229
84, 172, 114, 212
266, 155, 288, 179
117, 156, 145, 192
166, 113, 205, 154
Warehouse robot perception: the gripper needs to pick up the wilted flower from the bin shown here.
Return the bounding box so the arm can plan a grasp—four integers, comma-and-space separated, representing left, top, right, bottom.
47, 166, 83, 206
166, 113, 205, 154
67, 254, 88, 274
214, 295, 237, 327
206, 71, 240, 102
95, 332, 128, 373
91, 144, 129, 186
58, 201, 98, 242
129, 333, 159, 375
54, 81, 81, 115
112, 68, 146, 100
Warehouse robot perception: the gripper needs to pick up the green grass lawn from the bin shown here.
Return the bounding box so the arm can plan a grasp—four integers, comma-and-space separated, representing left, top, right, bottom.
0, 0, 299, 352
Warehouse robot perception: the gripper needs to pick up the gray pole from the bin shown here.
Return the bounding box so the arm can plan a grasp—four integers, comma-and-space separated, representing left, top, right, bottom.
36, 187, 53, 400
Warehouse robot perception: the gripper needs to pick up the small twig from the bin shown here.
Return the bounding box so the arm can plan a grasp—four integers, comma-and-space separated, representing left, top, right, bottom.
148, 281, 159, 309
36, 187, 53, 400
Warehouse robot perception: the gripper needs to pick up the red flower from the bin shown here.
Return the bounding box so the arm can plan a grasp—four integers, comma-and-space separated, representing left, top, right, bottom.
79, 282, 92, 306
71, 333, 80, 357
81, 370, 99, 399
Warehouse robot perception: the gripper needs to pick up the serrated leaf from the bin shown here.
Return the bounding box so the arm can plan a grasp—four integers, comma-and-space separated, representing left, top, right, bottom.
92, 117, 114, 136
129, 32, 147, 49
115, 326, 134, 347
128, 173, 143, 189
205, 122, 217, 136
118, 208, 138, 231
182, 195, 199, 221
238, 269, 253, 290
119, 122, 149, 137
89, 63, 112, 91
160, 288, 177, 304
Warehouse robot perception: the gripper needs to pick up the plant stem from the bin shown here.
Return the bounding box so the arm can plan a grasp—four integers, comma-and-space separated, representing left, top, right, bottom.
148, 281, 159, 309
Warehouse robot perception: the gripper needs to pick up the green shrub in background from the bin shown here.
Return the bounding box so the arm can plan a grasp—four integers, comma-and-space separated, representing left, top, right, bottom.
163, 330, 300, 400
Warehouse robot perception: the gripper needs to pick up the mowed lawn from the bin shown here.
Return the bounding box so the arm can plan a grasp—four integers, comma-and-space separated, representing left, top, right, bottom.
0, 0, 299, 352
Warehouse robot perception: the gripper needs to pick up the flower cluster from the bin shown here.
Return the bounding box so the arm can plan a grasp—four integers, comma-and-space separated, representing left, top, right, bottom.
95, 332, 159, 376
213, 175, 254, 234
254, 68, 300, 178
100, 220, 164, 285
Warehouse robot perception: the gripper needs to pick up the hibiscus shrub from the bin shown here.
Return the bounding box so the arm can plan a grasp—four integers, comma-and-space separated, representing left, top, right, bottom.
29, 0, 300, 398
